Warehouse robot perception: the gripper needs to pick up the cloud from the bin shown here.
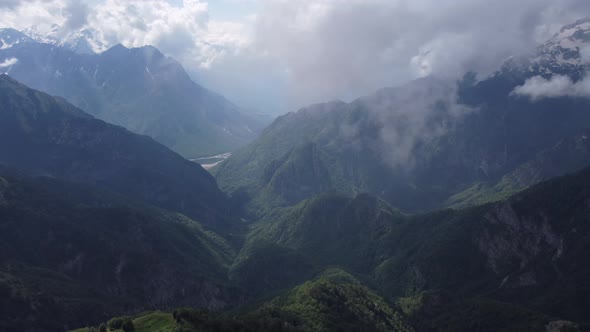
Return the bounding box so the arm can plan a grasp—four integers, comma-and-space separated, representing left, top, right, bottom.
87, 1, 210, 56
0, 0, 21, 9
0, 0, 65, 32
365, 77, 475, 168
512, 75, 590, 101
580, 44, 590, 63
62, 0, 88, 32
0, 1, 244, 67
1, 0, 590, 114
248, 0, 590, 111
0, 57, 18, 68
0, 0, 52, 9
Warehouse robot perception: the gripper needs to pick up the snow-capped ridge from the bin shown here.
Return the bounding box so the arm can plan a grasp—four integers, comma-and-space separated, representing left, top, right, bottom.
21, 24, 106, 54
535, 18, 590, 68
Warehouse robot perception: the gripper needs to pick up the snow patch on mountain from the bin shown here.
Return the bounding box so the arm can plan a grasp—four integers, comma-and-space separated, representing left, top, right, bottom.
533, 18, 590, 69
21, 24, 107, 54
21, 24, 60, 44
0, 28, 34, 50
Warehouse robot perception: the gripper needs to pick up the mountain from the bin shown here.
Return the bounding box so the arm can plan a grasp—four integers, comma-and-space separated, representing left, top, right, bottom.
0, 170, 238, 332
528, 17, 590, 76
0, 74, 231, 226
230, 165, 590, 328
215, 19, 590, 215
0, 28, 262, 157
75, 269, 414, 332
247, 268, 413, 332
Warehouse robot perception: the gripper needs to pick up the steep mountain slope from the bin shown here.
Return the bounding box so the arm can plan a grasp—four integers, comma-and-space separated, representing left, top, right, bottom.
0, 28, 262, 157
0, 171, 238, 332
0, 75, 230, 226
232, 166, 590, 326
216, 19, 590, 214
76, 269, 414, 332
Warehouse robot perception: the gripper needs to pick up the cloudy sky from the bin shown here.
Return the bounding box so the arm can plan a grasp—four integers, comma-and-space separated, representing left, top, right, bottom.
0, 0, 589, 114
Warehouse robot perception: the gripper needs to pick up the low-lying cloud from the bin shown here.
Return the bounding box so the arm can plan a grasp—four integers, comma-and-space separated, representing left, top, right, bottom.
371, 78, 474, 168
512, 75, 590, 101
0, 57, 18, 68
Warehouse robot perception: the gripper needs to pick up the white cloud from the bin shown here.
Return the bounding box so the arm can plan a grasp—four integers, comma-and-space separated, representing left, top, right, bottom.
512, 75, 590, 101
0, 0, 65, 33
248, 0, 590, 111
0, 57, 18, 67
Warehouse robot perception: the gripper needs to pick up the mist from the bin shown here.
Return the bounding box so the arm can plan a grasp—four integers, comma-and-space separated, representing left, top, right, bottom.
513, 74, 590, 100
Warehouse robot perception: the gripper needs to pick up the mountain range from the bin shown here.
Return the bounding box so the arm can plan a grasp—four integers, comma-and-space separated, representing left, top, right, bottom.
215, 18, 590, 216
0, 27, 263, 158
0, 74, 230, 226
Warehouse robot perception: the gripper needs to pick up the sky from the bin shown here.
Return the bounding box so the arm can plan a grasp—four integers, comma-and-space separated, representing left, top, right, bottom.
0, 0, 589, 115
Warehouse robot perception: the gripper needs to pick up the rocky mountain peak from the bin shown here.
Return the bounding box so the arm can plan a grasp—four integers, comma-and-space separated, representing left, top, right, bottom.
533, 18, 590, 73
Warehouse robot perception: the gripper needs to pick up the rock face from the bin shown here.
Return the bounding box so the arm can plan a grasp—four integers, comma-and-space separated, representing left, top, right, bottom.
0, 29, 262, 157
0, 74, 230, 226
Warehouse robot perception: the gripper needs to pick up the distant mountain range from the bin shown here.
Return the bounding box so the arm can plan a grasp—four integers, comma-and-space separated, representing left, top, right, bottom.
0, 27, 264, 158
0, 74, 231, 226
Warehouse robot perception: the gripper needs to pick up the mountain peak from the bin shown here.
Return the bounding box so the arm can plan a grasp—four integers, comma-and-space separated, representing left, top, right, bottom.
0, 28, 33, 50
21, 24, 59, 44
538, 18, 590, 67
511, 18, 590, 76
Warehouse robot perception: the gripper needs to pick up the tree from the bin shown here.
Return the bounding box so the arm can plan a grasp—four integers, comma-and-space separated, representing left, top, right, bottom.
107, 317, 124, 330
99, 323, 107, 332
121, 319, 135, 332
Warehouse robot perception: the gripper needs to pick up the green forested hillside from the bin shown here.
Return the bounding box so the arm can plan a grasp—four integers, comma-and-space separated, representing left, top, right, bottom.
75, 269, 414, 332
228, 166, 590, 328
0, 74, 231, 227
215, 74, 590, 216
0, 172, 238, 332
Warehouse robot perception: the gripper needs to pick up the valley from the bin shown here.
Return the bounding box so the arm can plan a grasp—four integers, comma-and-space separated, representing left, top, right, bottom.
191, 152, 232, 170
